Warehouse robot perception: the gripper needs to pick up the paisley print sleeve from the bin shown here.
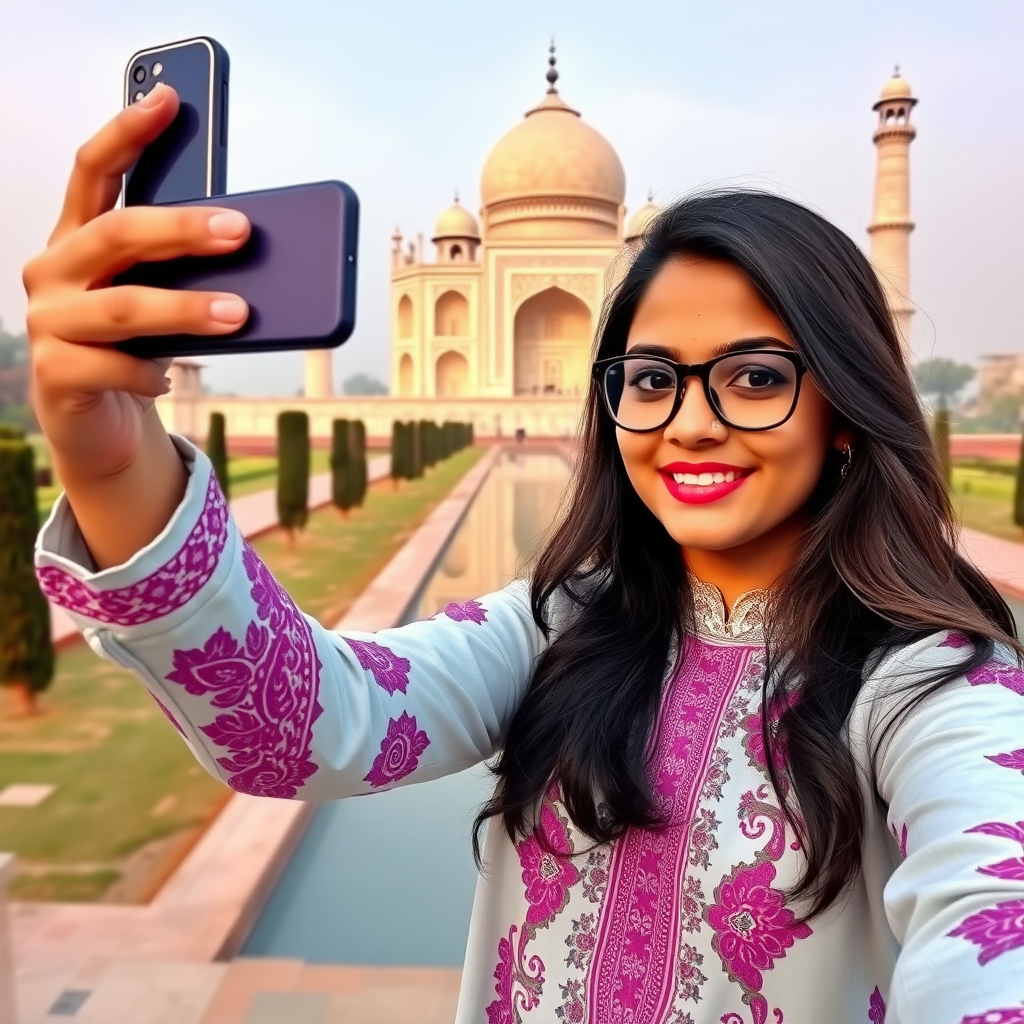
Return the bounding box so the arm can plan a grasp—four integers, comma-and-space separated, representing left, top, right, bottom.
35, 436, 544, 800
856, 632, 1024, 1024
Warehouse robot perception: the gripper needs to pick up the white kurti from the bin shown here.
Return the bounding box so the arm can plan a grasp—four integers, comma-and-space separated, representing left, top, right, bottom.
35, 439, 1024, 1024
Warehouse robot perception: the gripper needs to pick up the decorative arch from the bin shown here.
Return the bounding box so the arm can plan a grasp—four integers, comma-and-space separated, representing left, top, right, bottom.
434, 290, 469, 336
397, 294, 414, 338
398, 353, 414, 397
435, 350, 469, 397
513, 286, 592, 397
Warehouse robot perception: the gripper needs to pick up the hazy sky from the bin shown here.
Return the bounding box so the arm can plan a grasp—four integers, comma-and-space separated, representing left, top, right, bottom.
2, 0, 1021, 396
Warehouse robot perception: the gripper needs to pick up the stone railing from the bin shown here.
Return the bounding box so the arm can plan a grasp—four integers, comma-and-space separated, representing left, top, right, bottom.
0, 853, 16, 1024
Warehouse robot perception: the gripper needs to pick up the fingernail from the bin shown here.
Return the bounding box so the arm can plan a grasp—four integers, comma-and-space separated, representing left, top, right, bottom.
160, 376, 172, 394
208, 211, 249, 239
137, 83, 166, 109
210, 297, 248, 324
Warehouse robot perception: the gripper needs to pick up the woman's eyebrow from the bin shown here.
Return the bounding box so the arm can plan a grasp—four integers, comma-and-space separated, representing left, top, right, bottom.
624, 336, 796, 360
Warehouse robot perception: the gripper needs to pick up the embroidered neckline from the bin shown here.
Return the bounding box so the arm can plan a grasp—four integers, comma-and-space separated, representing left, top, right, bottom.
687, 573, 770, 643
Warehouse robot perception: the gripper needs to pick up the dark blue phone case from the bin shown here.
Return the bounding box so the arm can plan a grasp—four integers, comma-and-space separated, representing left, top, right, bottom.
114, 181, 359, 358
124, 37, 229, 205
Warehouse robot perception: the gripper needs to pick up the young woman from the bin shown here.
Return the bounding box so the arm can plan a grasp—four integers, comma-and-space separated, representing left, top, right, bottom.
26, 86, 1024, 1024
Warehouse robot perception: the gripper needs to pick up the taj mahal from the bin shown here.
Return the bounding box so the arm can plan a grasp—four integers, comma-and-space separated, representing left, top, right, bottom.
156, 49, 918, 445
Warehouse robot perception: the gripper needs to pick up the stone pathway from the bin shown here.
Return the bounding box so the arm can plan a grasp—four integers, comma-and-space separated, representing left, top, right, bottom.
959, 526, 1024, 598
48, 457, 391, 646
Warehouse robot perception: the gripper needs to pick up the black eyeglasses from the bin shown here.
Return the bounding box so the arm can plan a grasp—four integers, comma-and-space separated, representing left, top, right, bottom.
592, 349, 807, 433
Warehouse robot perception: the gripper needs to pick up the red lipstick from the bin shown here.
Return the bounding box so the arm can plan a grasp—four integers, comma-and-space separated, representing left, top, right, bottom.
658, 462, 753, 505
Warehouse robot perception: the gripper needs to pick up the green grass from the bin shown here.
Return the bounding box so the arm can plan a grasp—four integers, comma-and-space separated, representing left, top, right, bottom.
2, 447, 482, 903
35, 447, 336, 522
951, 464, 1021, 543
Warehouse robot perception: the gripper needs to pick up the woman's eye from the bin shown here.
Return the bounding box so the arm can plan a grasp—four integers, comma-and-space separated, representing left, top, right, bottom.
632, 371, 675, 391
733, 367, 783, 388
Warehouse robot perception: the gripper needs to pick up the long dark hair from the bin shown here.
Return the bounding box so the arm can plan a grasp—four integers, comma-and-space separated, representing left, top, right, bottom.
472, 189, 1020, 919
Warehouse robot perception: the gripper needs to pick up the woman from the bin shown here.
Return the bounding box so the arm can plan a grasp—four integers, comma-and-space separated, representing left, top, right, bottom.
27, 87, 1024, 1024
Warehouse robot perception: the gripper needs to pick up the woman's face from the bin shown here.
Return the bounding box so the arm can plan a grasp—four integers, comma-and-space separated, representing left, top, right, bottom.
616, 256, 843, 556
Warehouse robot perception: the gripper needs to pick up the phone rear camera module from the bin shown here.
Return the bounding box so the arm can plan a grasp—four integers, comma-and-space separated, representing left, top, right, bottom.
132, 65, 146, 84
133, 91, 145, 102
152, 62, 163, 77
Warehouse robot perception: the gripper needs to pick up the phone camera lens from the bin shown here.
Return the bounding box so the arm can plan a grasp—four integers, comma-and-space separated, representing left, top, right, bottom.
152, 62, 163, 77
132, 65, 146, 84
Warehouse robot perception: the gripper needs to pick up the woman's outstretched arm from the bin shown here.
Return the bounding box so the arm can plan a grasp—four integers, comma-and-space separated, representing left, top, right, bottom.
36, 439, 544, 799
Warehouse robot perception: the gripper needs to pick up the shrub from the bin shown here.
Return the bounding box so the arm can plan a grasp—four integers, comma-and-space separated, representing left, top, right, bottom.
0, 435, 54, 714
277, 410, 310, 540
331, 419, 355, 515
390, 421, 405, 485
205, 412, 230, 501
351, 420, 368, 507
409, 421, 423, 479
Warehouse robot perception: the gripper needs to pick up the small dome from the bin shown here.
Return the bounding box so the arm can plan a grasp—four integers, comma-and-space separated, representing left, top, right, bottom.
626, 194, 659, 239
432, 197, 480, 241
879, 69, 913, 102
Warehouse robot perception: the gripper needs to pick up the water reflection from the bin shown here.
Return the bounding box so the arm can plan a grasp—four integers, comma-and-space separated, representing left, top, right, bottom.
411, 450, 570, 620
243, 450, 571, 967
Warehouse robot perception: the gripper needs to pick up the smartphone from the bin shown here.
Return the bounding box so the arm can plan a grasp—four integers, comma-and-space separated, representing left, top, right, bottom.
113, 180, 359, 358
124, 37, 229, 206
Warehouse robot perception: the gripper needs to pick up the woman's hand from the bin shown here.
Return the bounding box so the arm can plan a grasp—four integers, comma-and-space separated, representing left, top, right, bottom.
23, 84, 251, 567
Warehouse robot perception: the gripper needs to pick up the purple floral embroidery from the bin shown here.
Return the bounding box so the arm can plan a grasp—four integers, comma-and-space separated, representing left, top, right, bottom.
968, 661, 1024, 696
517, 803, 580, 931
362, 711, 430, 788
948, 900, 1024, 965
153, 696, 186, 737
486, 924, 545, 1024
970, 821, 1024, 882
442, 599, 487, 624
869, 985, 886, 1023
707, 859, 813, 995
939, 631, 971, 649
166, 542, 323, 798
960, 1008, 1024, 1024
38, 474, 227, 626
889, 821, 909, 859
987, 749, 1024, 775
344, 638, 411, 695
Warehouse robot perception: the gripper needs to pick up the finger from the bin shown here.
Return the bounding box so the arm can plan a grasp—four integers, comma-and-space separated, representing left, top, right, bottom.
29, 285, 249, 344
49, 83, 180, 247
35, 205, 250, 288
33, 337, 173, 402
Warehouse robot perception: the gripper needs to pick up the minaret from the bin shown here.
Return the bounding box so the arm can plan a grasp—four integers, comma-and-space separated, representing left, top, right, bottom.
868, 67, 917, 352
304, 349, 333, 398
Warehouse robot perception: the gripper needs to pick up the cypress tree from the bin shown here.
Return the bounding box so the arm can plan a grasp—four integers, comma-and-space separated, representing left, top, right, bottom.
418, 419, 432, 470
277, 410, 310, 545
1014, 421, 1024, 530
205, 411, 230, 501
468, 421, 474, 446
933, 405, 951, 488
351, 420, 368, 507
330, 418, 354, 516
0, 431, 55, 715
409, 421, 423, 479
391, 421, 404, 487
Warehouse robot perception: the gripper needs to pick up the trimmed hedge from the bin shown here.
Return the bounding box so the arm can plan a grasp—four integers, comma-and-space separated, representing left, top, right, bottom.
205, 412, 230, 501
277, 410, 310, 533
933, 406, 950, 487
0, 433, 54, 709
351, 420, 368, 507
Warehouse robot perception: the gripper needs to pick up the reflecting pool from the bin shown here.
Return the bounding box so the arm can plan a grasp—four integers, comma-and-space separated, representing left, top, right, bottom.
242, 450, 571, 966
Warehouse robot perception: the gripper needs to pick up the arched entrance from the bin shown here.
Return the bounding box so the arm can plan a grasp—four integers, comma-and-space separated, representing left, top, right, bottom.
513, 287, 592, 396
435, 350, 469, 397
397, 294, 414, 338
398, 353, 414, 396
434, 290, 469, 336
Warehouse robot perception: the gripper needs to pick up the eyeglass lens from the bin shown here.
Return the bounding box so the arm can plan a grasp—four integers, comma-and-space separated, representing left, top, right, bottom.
602, 353, 800, 431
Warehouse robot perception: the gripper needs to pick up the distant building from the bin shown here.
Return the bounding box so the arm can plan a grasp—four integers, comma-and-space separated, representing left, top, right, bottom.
978, 353, 1024, 399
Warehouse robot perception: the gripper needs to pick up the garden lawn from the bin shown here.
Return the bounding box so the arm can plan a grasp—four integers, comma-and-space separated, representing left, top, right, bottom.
35, 447, 334, 521
2, 446, 483, 903
951, 464, 1020, 543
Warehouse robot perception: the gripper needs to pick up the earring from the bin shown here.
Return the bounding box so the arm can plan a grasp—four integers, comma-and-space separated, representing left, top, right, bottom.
840, 443, 854, 481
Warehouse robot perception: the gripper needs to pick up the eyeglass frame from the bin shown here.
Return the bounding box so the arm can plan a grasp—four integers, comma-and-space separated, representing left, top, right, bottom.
591, 349, 809, 434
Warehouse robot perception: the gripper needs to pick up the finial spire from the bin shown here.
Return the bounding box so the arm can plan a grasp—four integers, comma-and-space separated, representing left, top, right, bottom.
647, 187, 654, 202
453, 188, 460, 204
546, 39, 559, 93
893, 63, 900, 76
